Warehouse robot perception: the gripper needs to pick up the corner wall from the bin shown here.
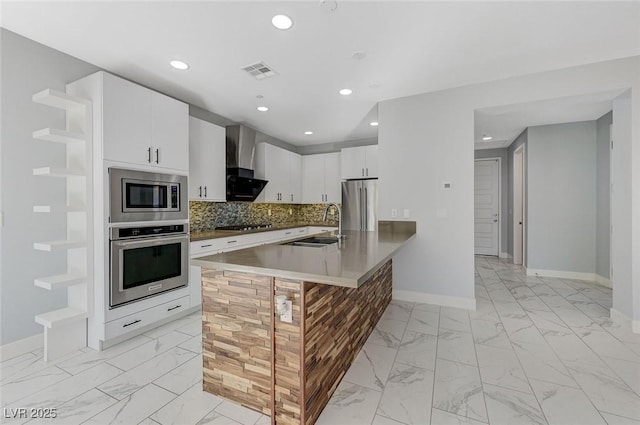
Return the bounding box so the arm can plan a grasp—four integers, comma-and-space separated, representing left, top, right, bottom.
526, 122, 597, 274
596, 111, 612, 280
378, 56, 639, 320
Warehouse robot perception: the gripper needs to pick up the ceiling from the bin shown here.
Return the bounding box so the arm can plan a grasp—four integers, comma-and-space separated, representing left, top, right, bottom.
2, 1, 639, 146
474, 89, 626, 150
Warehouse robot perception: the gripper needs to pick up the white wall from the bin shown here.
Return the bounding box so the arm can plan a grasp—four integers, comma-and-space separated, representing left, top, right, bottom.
596, 111, 612, 280
379, 56, 640, 321
527, 122, 596, 274
0, 29, 100, 345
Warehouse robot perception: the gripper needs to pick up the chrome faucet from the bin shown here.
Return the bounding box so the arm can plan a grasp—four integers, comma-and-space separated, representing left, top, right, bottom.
323, 203, 345, 240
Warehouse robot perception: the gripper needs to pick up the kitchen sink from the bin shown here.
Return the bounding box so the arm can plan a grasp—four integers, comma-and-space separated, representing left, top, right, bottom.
282, 236, 338, 248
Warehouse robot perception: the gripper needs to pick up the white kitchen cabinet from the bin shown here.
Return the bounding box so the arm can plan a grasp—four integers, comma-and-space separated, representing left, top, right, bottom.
189, 117, 226, 201
302, 152, 341, 203
81, 71, 188, 171
151, 91, 189, 171
255, 143, 302, 203
340, 145, 378, 179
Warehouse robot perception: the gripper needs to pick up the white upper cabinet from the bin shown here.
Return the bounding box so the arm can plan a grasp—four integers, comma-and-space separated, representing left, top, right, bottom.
83, 71, 188, 171
302, 152, 341, 204
189, 117, 226, 201
151, 91, 189, 171
255, 143, 302, 203
340, 145, 378, 179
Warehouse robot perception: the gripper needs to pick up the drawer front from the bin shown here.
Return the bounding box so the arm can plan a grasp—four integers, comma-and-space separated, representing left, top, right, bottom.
105, 296, 190, 340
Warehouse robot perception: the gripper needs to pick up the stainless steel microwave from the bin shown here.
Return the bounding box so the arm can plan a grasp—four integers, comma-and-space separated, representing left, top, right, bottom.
109, 168, 188, 222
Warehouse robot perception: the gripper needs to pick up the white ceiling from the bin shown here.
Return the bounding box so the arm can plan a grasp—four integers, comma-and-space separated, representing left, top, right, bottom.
2, 1, 639, 146
474, 89, 625, 150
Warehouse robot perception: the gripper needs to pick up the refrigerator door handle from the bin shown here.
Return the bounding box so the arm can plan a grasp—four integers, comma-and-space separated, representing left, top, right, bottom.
364, 187, 368, 230
358, 187, 363, 231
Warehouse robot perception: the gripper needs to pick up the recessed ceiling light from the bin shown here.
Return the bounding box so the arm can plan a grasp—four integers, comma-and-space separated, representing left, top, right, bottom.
370, 121, 379, 127
170, 60, 189, 70
272, 14, 293, 30
482, 135, 493, 141
257, 106, 269, 112
304, 131, 313, 135
339, 88, 353, 96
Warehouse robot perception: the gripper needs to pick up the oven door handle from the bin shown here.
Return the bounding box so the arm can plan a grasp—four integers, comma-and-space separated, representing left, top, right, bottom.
112, 234, 188, 248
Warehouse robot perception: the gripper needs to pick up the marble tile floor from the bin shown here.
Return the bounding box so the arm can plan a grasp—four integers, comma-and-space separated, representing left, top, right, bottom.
2, 256, 640, 424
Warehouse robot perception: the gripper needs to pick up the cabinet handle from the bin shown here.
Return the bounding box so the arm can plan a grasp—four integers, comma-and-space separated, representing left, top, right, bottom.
167, 305, 182, 312
366, 168, 369, 177
199, 186, 202, 197
147, 147, 152, 163
227, 240, 237, 244
362, 168, 365, 177
155, 148, 159, 164
285, 231, 292, 235
291, 194, 293, 202
204, 186, 207, 197
123, 319, 141, 328
299, 229, 305, 233
201, 244, 212, 248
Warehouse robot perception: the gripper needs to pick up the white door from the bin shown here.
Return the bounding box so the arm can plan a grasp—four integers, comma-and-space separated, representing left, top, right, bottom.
474, 159, 500, 256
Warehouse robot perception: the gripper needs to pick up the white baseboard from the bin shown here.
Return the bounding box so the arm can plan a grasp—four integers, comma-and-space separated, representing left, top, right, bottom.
393, 289, 476, 311
499, 252, 512, 259
610, 308, 640, 334
594, 274, 611, 288
526, 268, 597, 282
0, 334, 43, 361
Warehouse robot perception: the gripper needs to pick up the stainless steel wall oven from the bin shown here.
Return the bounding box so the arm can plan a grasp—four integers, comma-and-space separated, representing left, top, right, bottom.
109, 224, 189, 308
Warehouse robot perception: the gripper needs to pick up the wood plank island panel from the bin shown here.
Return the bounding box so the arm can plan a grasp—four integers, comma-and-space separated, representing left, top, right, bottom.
201, 260, 392, 425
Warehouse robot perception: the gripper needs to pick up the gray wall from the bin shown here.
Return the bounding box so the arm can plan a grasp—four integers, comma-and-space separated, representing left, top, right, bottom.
527, 122, 597, 273
507, 130, 528, 258
474, 148, 509, 254
596, 111, 612, 279
1, 29, 100, 344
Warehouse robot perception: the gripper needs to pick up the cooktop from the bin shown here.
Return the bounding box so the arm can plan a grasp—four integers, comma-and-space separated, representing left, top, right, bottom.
215, 224, 274, 232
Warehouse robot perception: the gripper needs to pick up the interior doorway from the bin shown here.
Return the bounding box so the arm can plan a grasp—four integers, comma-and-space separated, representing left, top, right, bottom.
474, 158, 501, 256
513, 145, 525, 265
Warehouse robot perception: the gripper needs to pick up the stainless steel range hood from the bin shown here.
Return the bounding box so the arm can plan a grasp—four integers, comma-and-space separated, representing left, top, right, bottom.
226, 125, 268, 202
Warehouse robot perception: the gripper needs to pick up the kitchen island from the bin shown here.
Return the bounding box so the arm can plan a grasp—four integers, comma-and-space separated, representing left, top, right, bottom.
191, 221, 416, 425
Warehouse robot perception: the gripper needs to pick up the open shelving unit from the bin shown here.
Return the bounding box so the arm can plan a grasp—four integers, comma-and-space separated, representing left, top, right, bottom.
32, 88, 93, 362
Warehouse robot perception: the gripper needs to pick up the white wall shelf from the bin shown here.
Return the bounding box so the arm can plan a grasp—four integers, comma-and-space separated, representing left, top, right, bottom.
33, 205, 85, 213
33, 128, 85, 144
35, 307, 88, 329
33, 167, 84, 178
32, 88, 88, 110
32, 86, 93, 362
35, 274, 86, 290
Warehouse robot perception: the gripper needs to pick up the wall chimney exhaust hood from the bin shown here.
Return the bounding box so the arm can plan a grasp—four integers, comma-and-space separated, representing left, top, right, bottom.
226, 125, 268, 202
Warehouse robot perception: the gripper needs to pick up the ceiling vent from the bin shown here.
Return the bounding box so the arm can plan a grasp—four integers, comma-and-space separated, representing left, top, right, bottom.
241, 62, 277, 80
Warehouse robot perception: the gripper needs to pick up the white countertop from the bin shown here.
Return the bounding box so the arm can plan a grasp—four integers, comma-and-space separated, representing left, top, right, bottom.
191, 221, 416, 288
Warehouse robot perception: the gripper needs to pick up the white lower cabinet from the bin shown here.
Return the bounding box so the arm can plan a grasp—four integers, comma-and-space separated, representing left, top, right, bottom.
104, 296, 190, 340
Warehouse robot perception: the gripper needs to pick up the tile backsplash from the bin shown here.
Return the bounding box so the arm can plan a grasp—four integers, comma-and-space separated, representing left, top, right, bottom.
190, 201, 339, 232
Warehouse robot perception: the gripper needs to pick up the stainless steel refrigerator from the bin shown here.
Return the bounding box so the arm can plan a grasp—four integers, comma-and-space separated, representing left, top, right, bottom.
342, 179, 378, 231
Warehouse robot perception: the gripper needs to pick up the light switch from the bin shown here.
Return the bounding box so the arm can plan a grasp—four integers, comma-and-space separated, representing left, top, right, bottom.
403, 209, 410, 218
391, 209, 398, 218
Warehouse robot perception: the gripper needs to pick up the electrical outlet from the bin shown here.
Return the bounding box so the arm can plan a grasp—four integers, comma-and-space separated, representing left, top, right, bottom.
330, 208, 335, 216
391, 209, 398, 218
288, 208, 292, 215
403, 209, 410, 218
282, 300, 293, 323
268, 209, 272, 216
